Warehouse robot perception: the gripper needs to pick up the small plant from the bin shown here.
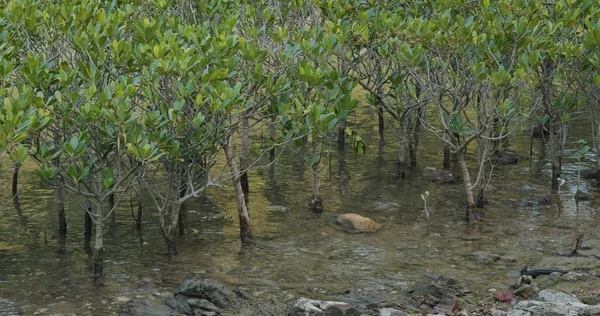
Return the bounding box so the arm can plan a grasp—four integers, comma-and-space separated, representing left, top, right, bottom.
421, 191, 430, 232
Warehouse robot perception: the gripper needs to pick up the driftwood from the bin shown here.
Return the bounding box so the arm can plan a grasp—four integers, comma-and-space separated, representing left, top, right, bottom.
571, 234, 584, 257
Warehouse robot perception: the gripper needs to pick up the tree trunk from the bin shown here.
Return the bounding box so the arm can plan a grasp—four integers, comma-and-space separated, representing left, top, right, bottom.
108, 193, 115, 215
12, 166, 19, 198
240, 118, 250, 204
457, 151, 478, 223
178, 207, 186, 236
84, 198, 93, 240
378, 105, 384, 140
224, 139, 255, 245
443, 134, 451, 169
549, 119, 561, 188
596, 123, 600, 187
56, 181, 67, 235
338, 119, 346, 151
135, 192, 143, 229
309, 138, 323, 212
408, 107, 422, 168
93, 202, 104, 278
397, 119, 407, 178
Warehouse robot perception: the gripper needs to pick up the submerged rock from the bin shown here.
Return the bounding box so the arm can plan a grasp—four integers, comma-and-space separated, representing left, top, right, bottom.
425, 170, 459, 183
493, 151, 519, 165
575, 190, 591, 201
582, 169, 599, 179
333, 213, 383, 233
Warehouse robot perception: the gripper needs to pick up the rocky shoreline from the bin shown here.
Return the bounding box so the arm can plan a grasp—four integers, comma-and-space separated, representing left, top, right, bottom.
119, 267, 600, 316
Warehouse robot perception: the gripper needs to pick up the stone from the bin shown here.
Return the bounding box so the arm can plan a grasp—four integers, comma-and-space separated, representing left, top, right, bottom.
119, 300, 175, 316
533, 273, 561, 289
506, 300, 600, 315
582, 169, 599, 179
334, 214, 383, 233
513, 284, 539, 299
188, 298, 224, 313
174, 278, 237, 308
575, 190, 590, 201
471, 252, 501, 264
425, 170, 459, 183
532, 289, 581, 304
165, 294, 192, 314
493, 151, 519, 165
289, 297, 360, 316
378, 308, 409, 316
537, 194, 552, 205
561, 271, 589, 281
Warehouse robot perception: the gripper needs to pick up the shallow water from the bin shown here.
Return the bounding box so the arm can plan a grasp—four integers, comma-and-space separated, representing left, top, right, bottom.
0, 106, 599, 314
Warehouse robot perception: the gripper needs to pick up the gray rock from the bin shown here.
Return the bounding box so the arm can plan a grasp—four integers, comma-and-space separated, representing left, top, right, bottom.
289, 297, 360, 316
561, 271, 589, 282
582, 169, 599, 179
575, 190, 591, 201
175, 278, 238, 308
533, 273, 561, 289
513, 284, 539, 299
188, 298, 224, 313
119, 299, 175, 316
507, 300, 600, 316
532, 289, 581, 304
425, 170, 459, 183
494, 151, 519, 165
165, 294, 192, 314
378, 308, 409, 316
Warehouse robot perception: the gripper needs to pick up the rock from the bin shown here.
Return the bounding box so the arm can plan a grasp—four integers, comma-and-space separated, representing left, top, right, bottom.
425, 170, 459, 183
266, 205, 290, 212
575, 190, 590, 201
188, 298, 224, 313
119, 300, 175, 316
532, 289, 581, 304
561, 271, 589, 281
333, 214, 383, 233
513, 284, 539, 299
378, 308, 409, 316
470, 252, 516, 265
582, 169, 599, 179
289, 297, 360, 316
493, 151, 519, 165
505, 300, 600, 316
174, 278, 238, 308
537, 194, 552, 205
533, 273, 561, 289
165, 294, 193, 314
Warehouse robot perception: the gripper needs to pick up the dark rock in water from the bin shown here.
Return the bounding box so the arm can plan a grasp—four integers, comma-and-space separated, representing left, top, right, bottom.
175, 278, 238, 309
120, 299, 175, 316
575, 190, 591, 201
120, 278, 289, 316
493, 151, 519, 165
289, 297, 360, 316
333, 213, 383, 233
165, 294, 192, 314
582, 169, 599, 179
425, 170, 459, 183
538, 194, 552, 205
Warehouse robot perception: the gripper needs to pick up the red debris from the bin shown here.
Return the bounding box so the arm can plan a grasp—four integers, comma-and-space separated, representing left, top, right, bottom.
452, 302, 459, 313
493, 291, 514, 302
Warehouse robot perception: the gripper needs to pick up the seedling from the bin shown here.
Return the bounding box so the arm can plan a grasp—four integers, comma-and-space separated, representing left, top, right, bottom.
421, 191, 430, 232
